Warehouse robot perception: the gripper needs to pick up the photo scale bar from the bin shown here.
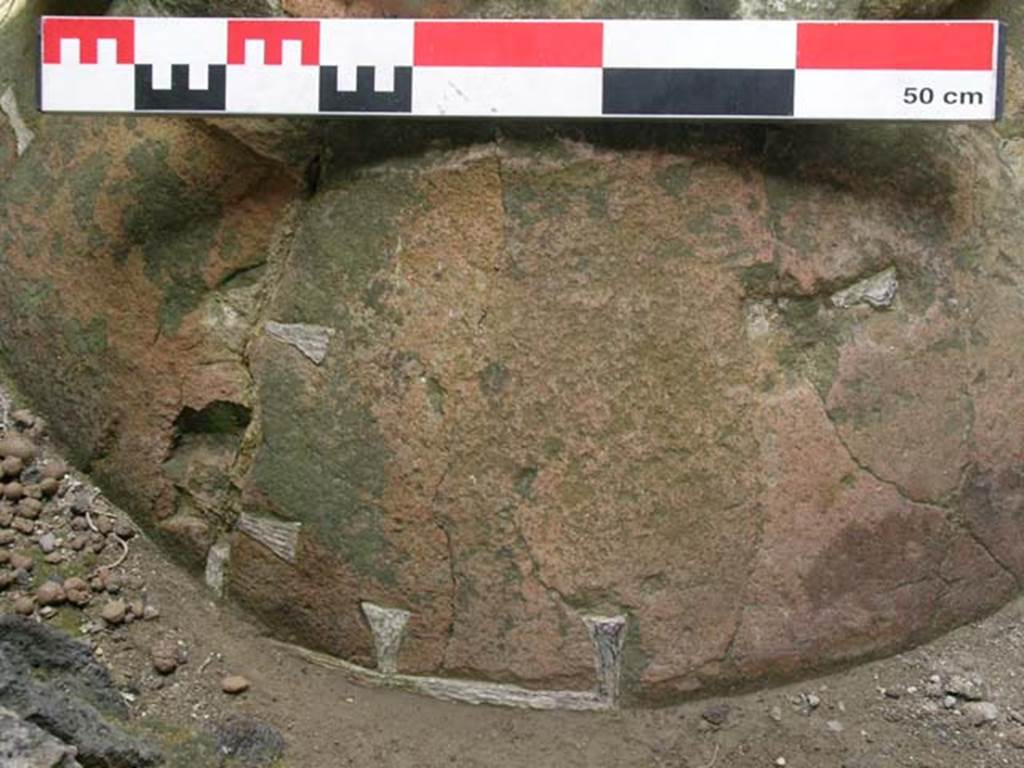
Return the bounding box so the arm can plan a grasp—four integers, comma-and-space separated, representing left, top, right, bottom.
39, 17, 1005, 122
604, 69, 795, 117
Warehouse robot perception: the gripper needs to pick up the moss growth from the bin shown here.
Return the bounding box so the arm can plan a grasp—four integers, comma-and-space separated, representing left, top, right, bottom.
49, 606, 87, 636
426, 377, 446, 416
513, 467, 539, 500
275, 169, 420, 333
618, 612, 650, 705
478, 361, 510, 399
66, 316, 109, 358
118, 139, 221, 333
249, 357, 395, 585
30, 546, 98, 585
775, 298, 843, 400
655, 162, 693, 197
739, 263, 779, 296
70, 151, 112, 248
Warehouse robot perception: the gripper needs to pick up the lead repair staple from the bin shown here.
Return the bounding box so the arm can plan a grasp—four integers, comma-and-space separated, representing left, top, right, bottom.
39, 18, 1006, 122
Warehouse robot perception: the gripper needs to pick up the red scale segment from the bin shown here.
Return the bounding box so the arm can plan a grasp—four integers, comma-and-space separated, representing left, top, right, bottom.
413, 21, 604, 68
797, 22, 996, 71
227, 19, 321, 66
42, 18, 135, 64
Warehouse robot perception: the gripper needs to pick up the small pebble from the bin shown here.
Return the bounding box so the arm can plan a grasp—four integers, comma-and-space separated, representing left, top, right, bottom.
101, 599, 127, 626
95, 516, 114, 535
113, 521, 135, 539
12, 518, 34, 535
69, 535, 88, 551
221, 675, 251, 695
13, 595, 35, 615
70, 517, 89, 531
38, 478, 59, 497
64, 577, 91, 606
827, 720, 844, 733
1, 456, 23, 478
946, 674, 986, 702
38, 532, 56, 554
36, 580, 66, 606
1008, 728, 1024, 750
776, 759, 787, 767
3, 482, 24, 501
0, 436, 36, 461
943, 695, 958, 710
43, 552, 64, 565
964, 702, 1000, 727
702, 704, 731, 727
39, 606, 57, 619
150, 641, 180, 675
102, 572, 122, 594
40, 461, 68, 480
769, 705, 783, 723
142, 605, 160, 621
16, 498, 42, 519
128, 599, 144, 618
9, 552, 33, 571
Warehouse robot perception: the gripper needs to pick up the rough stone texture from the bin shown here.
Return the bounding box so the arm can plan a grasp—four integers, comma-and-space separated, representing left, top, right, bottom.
0, 706, 82, 768
0, 617, 162, 766
210, 716, 286, 767
3, 0, 1024, 705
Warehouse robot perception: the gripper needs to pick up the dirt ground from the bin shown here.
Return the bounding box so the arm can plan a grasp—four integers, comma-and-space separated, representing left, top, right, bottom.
4, 417, 1024, 767
114, 557, 1024, 768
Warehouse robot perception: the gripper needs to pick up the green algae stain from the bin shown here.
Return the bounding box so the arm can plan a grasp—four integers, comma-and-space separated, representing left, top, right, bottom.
249, 357, 395, 586
776, 298, 843, 401
426, 377, 446, 416
655, 163, 693, 197
118, 139, 222, 333
513, 467, 539, 501
740, 263, 779, 296
478, 361, 510, 399
618, 612, 650, 705
65, 316, 108, 358
280, 171, 420, 332
70, 151, 111, 231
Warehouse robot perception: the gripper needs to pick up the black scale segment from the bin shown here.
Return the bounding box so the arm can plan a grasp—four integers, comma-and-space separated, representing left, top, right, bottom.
135, 64, 226, 111
603, 69, 795, 117
320, 66, 413, 113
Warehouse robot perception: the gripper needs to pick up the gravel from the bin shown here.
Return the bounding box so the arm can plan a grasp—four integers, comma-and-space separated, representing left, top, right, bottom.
221, 675, 251, 695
